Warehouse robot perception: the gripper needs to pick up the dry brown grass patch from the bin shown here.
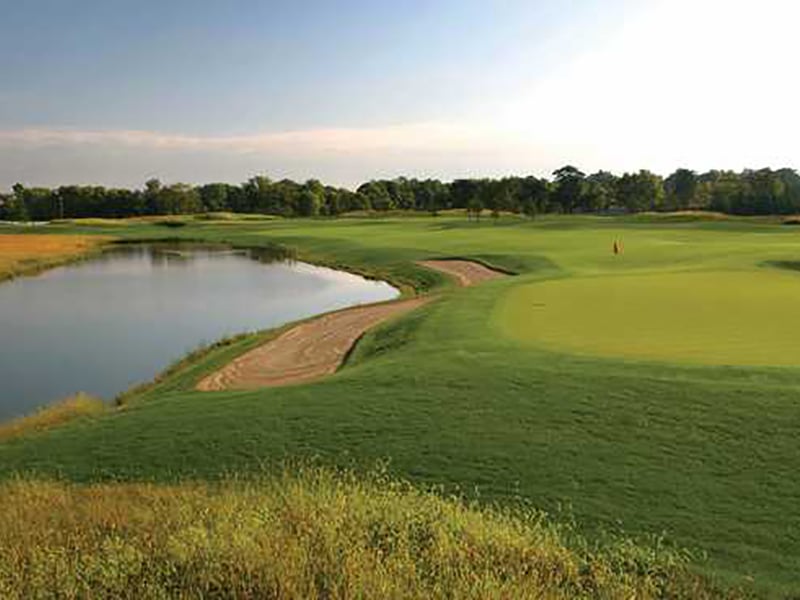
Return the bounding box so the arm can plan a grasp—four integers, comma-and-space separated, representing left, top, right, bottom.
0, 234, 109, 279
0, 393, 107, 442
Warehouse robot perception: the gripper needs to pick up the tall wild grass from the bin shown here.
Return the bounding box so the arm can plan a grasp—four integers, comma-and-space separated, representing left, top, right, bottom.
0, 467, 745, 599
0, 393, 106, 443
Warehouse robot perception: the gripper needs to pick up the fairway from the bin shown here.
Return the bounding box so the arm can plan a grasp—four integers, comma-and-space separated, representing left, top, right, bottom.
496, 269, 800, 366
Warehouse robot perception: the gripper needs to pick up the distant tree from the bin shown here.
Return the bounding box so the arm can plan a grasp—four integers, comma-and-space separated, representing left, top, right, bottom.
143, 179, 163, 215
386, 177, 415, 210
740, 168, 788, 215
198, 183, 230, 212
644, 171, 666, 210
357, 181, 393, 211
5, 164, 800, 221
664, 169, 697, 210
6, 184, 30, 221
584, 171, 618, 212
552, 166, 586, 213
449, 179, 480, 211
616, 170, 664, 212
467, 186, 485, 221
415, 179, 448, 216
8, 195, 30, 221
0, 193, 9, 220
12, 184, 54, 220
706, 171, 741, 214
322, 187, 342, 216
105, 188, 145, 217
297, 190, 320, 217
776, 168, 800, 213
343, 189, 370, 212
480, 180, 500, 221
501, 177, 523, 214
242, 176, 275, 214
485, 179, 516, 221
55, 186, 85, 218
271, 179, 302, 216
156, 183, 202, 215
225, 185, 248, 213
297, 180, 324, 217
518, 176, 550, 217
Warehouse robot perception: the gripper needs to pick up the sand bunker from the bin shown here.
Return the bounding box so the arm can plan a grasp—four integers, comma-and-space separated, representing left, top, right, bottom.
417, 259, 505, 287
196, 260, 505, 391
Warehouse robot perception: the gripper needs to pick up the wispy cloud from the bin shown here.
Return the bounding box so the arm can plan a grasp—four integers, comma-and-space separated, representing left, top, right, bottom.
0, 122, 496, 155
0, 121, 540, 189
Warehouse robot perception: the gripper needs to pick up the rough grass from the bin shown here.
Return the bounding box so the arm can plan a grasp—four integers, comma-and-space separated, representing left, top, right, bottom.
0, 394, 106, 442
0, 233, 109, 280
0, 468, 742, 600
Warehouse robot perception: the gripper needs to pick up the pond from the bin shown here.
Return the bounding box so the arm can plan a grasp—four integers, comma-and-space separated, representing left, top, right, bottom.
0, 244, 399, 421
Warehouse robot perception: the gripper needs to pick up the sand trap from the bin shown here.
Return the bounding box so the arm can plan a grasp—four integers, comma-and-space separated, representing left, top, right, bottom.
417, 259, 506, 287
196, 259, 505, 391
196, 298, 429, 391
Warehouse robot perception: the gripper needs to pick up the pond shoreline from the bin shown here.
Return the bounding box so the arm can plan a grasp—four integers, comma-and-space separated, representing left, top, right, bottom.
0, 241, 399, 422
0, 231, 509, 421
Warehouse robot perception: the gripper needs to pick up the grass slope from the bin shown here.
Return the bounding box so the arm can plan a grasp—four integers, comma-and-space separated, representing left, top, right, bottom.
1, 215, 799, 595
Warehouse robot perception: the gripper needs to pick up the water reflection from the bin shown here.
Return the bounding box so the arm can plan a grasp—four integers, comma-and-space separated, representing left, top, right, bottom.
104, 242, 295, 268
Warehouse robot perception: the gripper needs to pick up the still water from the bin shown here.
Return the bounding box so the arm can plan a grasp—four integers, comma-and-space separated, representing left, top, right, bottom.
0, 244, 398, 420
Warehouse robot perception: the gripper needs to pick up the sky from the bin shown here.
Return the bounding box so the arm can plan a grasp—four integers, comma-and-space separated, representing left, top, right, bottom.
0, 0, 798, 190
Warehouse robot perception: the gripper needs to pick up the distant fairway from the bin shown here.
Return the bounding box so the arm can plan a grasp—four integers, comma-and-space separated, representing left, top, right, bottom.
496, 269, 800, 366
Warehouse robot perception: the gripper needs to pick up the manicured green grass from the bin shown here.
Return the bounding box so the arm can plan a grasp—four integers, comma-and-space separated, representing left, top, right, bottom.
2, 214, 800, 595
496, 270, 800, 366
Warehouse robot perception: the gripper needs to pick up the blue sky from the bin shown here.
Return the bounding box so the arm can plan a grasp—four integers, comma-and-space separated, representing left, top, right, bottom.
1, 0, 797, 189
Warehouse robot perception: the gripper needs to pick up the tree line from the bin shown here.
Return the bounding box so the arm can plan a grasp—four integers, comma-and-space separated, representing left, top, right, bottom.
2, 166, 800, 221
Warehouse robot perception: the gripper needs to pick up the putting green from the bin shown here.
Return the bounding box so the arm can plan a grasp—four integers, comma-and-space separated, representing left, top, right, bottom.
496, 269, 800, 366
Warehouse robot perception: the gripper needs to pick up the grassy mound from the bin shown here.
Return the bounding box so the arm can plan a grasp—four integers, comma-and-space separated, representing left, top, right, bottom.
0, 394, 106, 443
0, 468, 739, 599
